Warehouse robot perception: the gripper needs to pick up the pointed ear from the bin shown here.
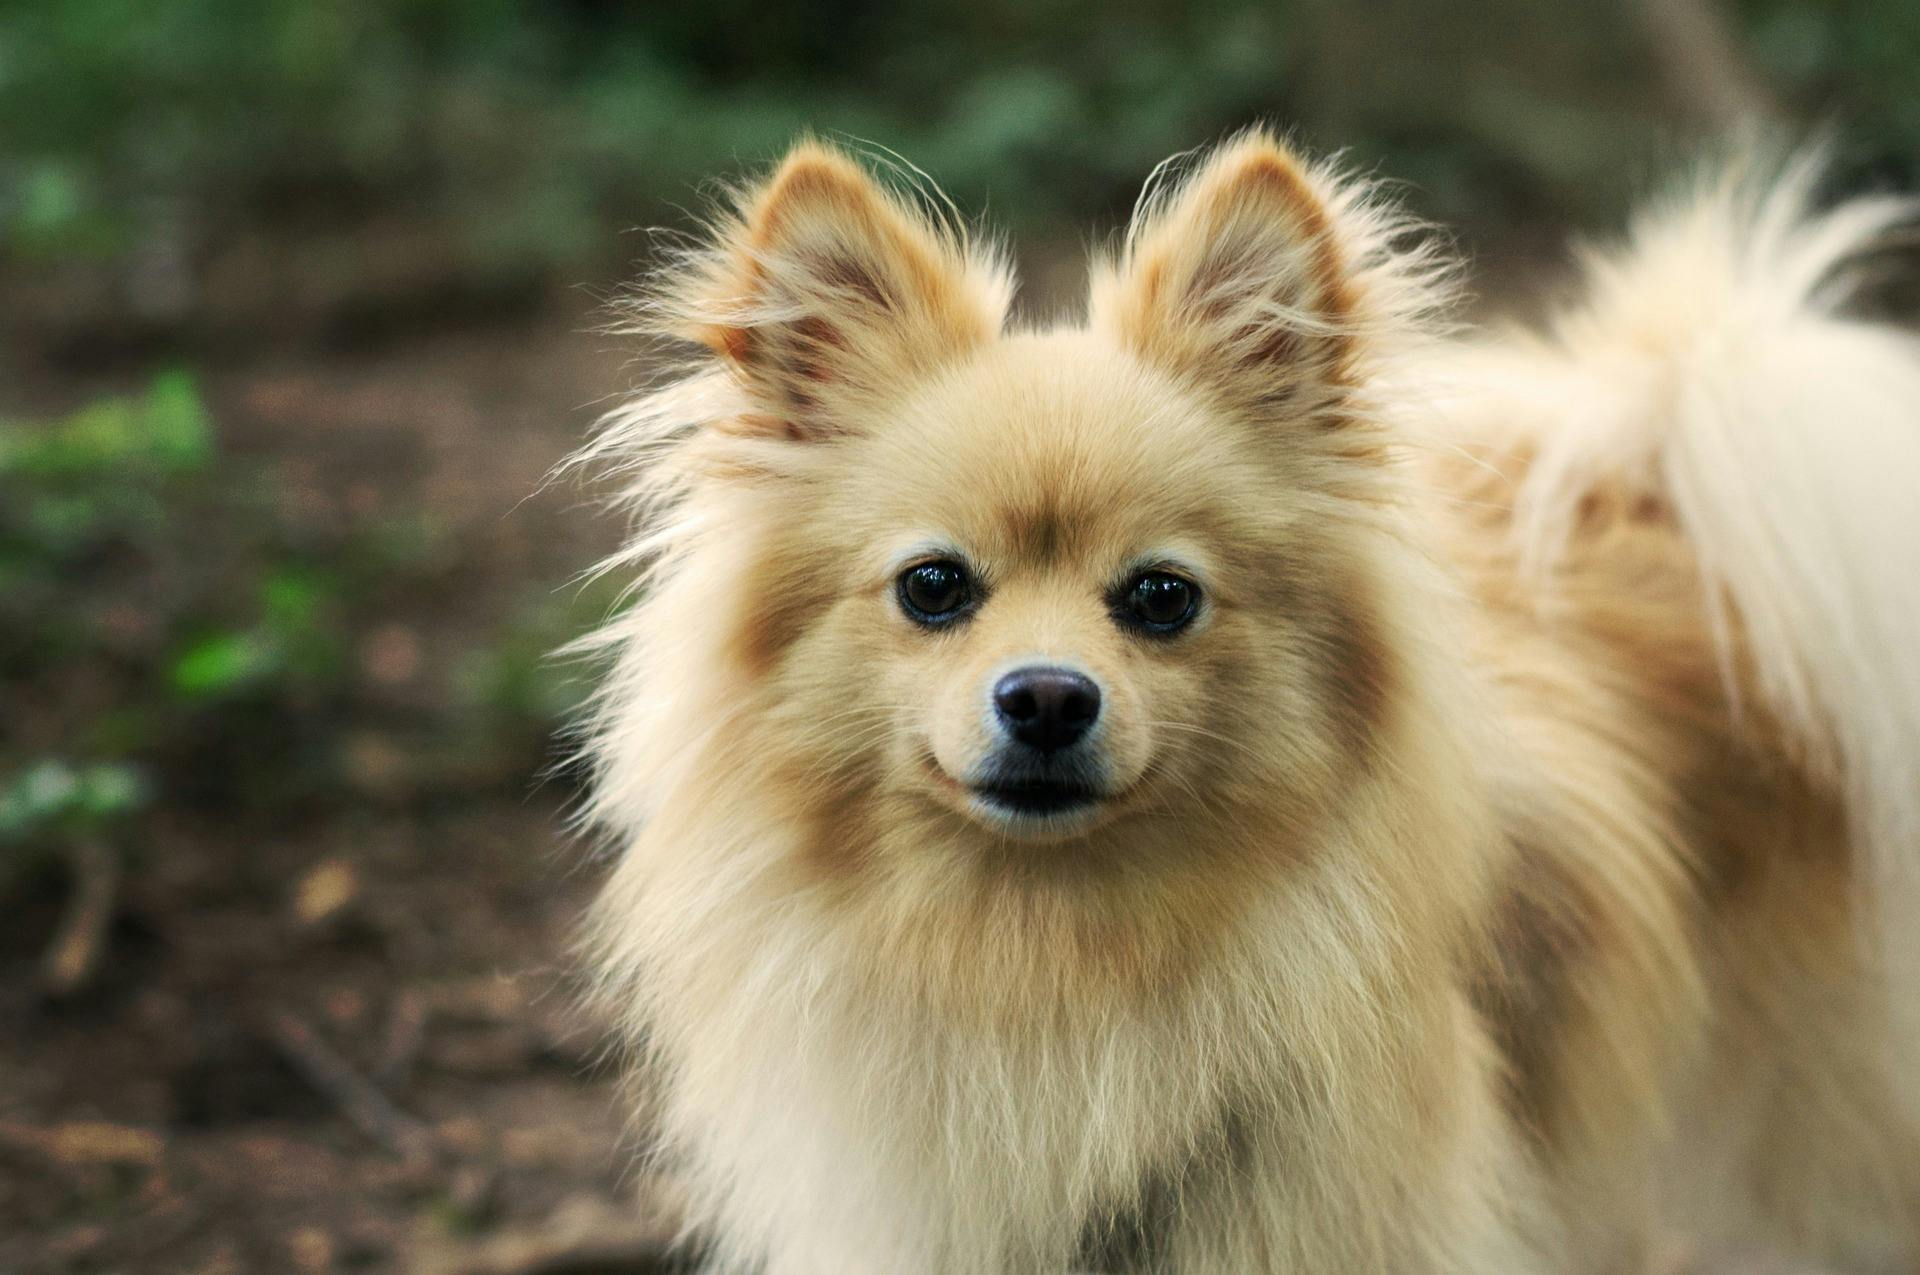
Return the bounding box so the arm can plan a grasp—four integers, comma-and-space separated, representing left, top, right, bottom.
1091, 133, 1363, 419
671, 142, 1011, 441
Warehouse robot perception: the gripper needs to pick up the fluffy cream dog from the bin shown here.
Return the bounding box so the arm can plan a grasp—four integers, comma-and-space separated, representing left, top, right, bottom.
575, 131, 1920, 1273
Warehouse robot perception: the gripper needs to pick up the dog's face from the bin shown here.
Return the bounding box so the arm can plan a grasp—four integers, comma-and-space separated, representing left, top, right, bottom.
820, 336, 1380, 844
665, 136, 1397, 849
863, 346, 1231, 839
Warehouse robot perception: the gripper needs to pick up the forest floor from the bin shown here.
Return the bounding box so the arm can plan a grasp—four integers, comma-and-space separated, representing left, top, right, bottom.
1, 293, 694, 1274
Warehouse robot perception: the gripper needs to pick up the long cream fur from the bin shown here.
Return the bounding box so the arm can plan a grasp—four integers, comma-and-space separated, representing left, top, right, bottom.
574, 133, 1920, 1273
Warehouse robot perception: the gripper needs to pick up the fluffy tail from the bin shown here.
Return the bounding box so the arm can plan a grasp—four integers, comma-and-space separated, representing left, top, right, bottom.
1518, 149, 1920, 907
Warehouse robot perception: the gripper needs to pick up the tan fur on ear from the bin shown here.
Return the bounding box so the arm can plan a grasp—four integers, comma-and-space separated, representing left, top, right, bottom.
666, 141, 1013, 441
1091, 132, 1412, 425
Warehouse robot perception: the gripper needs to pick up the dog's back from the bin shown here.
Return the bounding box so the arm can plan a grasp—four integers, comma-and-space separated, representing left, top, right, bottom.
1426, 152, 1920, 1270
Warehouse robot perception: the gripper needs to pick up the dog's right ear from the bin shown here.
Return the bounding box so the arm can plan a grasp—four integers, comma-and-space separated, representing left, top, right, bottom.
670, 142, 1011, 442
1089, 132, 1365, 424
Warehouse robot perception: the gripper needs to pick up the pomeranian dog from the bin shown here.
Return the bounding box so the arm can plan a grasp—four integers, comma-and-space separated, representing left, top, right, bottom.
574, 130, 1920, 1273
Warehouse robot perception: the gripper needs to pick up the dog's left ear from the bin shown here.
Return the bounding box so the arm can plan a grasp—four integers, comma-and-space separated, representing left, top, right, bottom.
675, 141, 1012, 442
1091, 133, 1360, 419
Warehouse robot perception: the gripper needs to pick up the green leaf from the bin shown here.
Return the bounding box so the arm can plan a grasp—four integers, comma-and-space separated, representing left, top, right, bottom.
22, 396, 141, 476
76, 762, 149, 820
0, 760, 151, 844
259, 565, 329, 633
0, 760, 80, 839
143, 369, 214, 471
0, 371, 212, 481
169, 631, 279, 698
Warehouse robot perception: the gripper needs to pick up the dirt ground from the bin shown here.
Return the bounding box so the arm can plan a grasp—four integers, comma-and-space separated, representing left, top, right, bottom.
0, 297, 693, 1274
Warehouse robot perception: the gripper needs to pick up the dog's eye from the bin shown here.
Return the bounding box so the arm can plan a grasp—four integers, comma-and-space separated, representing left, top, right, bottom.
898, 560, 974, 626
1119, 571, 1198, 634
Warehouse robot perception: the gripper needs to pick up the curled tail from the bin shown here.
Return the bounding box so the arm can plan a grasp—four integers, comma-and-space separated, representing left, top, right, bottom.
1517, 149, 1920, 899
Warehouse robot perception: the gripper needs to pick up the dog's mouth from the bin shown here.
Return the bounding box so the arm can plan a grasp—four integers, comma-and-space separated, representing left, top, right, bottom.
920, 749, 1119, 835
961, 752, 1114, 829
970, 776, 1105, 818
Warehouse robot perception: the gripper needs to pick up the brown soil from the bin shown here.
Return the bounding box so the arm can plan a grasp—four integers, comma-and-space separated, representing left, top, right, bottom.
0, 297, 688, 1274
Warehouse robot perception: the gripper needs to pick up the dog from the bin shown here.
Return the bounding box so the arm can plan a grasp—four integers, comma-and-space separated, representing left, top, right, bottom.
573, 130, 1920, 1272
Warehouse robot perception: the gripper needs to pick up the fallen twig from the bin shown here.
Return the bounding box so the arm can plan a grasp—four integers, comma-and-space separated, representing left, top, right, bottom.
40, 838, 120, 999
265, 1009, 438, 1168
374, 987, 430, 1090
0, 1119, 163, 1167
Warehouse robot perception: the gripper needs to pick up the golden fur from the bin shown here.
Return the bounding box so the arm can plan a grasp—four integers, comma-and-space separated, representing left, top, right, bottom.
574, 132, 1920, 1272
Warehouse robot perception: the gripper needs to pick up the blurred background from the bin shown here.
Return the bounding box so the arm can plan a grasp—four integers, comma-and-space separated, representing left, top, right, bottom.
2, 2, 1915, 1271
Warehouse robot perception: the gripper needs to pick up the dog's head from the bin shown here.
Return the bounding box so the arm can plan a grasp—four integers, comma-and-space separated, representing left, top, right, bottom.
623, 134, 1430, 853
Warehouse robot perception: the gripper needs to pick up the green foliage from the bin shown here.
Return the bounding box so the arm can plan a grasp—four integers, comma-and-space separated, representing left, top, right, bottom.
0, 760, 149, 845
168, 631, 281, 699
167, 566, 347, 702
0, 758, 148, 892
1742, 0, 1920, 170
2, 372, 216, 659
0, 371, 599, 883
6, 1, 1915, 290
0, 369, 210, 481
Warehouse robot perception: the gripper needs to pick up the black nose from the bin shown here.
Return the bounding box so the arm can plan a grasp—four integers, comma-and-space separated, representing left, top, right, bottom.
993, 666, 1101, 753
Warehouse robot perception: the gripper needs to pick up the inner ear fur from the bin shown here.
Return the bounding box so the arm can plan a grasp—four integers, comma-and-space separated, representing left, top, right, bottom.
672, 141, 1012, 441
1091, 132, 1361, 417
